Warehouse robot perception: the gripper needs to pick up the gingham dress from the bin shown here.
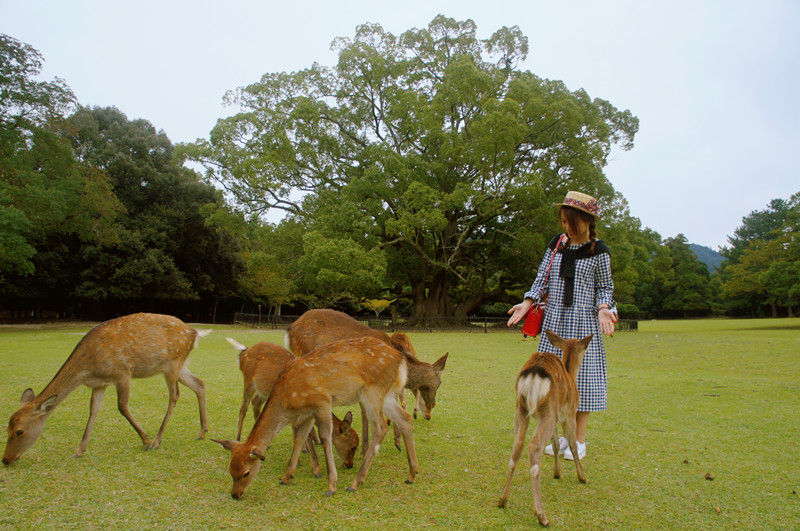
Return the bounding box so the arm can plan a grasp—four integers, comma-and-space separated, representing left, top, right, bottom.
524, 236, 614, 412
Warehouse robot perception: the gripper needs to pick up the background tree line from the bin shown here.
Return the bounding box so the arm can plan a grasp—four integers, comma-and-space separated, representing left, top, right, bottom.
2, 23, 797, 323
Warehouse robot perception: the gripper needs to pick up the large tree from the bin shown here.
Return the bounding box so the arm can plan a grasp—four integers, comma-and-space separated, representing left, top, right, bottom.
0, 34, 93, 280
718, 191, 800, 316
62, 106, 244, 318
184, 16, 638, 319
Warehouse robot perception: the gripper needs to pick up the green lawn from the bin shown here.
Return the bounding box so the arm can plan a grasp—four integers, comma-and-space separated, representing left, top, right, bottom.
0, 318, 798, 529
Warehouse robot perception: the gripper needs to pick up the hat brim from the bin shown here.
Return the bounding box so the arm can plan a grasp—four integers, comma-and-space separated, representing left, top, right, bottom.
556, 202, 600, 219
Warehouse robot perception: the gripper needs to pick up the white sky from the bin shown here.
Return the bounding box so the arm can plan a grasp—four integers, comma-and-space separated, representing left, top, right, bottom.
3, 0, 799, 250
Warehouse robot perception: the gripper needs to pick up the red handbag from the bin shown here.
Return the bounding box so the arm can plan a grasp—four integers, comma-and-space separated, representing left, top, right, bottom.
521, 234, 566, 337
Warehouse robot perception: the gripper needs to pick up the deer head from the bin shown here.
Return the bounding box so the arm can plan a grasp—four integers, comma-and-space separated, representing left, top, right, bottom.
3, 389, 58, 465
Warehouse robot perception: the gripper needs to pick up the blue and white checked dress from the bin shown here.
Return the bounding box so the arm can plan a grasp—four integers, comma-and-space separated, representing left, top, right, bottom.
524, 237, 614, 412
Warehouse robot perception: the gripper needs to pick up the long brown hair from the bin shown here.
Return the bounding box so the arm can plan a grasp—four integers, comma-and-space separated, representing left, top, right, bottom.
558, 206, 597, 255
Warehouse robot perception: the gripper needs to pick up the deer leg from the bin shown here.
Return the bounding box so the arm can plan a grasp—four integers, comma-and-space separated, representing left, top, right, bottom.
562, 418, 588, 484
383, 392, 418, 485
304, 431, 322, 478
114, 379, 151, 450
498, 404, 530, 508
236, 387, 256, 441
314, 410, 338, 496
72, 386, 107, 457
413, 389, 423, 419
178, 365, 207, 440
360, 407, 370, 457
551, 430, 562, 479
150, 374, 180, 450
280, 418, 316, 485
529, 415, 557, 527
348, 393, 389, 493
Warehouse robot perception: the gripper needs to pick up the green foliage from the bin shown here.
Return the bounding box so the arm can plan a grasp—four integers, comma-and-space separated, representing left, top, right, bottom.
185, 16, 639, 320
717, 191, 800, 317
294, 231, 387, 307
0, 34, 83, 279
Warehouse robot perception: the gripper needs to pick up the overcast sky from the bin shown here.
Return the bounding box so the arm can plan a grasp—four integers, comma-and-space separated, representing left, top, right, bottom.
3, 0, 799, 250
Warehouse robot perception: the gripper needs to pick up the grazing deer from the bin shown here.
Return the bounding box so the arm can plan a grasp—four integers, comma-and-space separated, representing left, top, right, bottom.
497, 330, 591, 527
226, 338, 359, 469
3, 313, 209, 465
213, 336, 418, 499
285, 309, 449, 421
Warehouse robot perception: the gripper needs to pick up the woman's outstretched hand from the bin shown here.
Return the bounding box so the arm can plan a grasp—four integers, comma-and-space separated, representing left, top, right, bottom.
599, 308, 618, 336
507, 299, 534, 327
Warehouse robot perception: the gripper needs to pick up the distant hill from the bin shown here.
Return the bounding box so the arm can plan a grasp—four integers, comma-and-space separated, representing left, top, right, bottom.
689, 244, 725, 273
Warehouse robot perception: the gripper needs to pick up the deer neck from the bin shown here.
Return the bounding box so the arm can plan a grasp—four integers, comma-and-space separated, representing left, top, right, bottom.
563, 350, 586, 378
245, 398, 288, 451
37, 354, 90, 408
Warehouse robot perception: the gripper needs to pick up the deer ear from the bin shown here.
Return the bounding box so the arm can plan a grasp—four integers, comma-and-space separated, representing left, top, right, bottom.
212, 438, 238, 452
343, 410, 353, 424
433, 353, 449, 372
578, 335, 594, 349
545, 330, 563, 347
21, 388, 35, 404
249, 447, 266, 461
38, 395, 58, 413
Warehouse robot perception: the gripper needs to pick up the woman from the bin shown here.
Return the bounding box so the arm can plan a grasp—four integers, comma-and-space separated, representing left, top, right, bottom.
507, 190, 617, 460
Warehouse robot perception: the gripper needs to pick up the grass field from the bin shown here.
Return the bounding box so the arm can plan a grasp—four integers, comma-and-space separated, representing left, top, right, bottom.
0, 318, 798, 529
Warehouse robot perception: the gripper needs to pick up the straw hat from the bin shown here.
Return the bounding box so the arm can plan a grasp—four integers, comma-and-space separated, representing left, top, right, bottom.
556, 191, 600, 219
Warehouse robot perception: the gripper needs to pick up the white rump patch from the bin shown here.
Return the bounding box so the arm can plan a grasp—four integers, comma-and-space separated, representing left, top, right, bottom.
517, 374, 551, 414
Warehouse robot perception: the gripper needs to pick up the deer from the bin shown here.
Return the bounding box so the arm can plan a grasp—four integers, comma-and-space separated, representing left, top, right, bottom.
497, 330, 592, 527
213, 336, 418, 499
3, 313, 209, 465
225, 337, 359, 470
285, 308, 449, 424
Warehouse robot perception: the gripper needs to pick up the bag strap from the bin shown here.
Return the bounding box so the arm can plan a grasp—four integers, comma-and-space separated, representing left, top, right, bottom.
536, 234, 567, 304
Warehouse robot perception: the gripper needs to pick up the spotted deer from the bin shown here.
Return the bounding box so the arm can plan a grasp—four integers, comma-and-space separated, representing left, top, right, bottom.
213, 336, 418, 499
3, 313, 208, 465
226, 338, 359, 469
285, 309, 449, 422
497, 330, 592, 527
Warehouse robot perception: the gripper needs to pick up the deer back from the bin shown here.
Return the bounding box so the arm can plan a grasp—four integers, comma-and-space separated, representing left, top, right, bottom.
285, 309, 391, 356
236, 341, 296, 399
73, 313, 202, 381
271, 336, 407, 410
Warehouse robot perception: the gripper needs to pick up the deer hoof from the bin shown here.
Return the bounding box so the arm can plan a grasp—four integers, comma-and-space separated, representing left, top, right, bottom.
314, 473, 322, 479
346, 486, 356, 493
413, 411, 417, 419
536, 512, 549, 527
404, 479, 414, 485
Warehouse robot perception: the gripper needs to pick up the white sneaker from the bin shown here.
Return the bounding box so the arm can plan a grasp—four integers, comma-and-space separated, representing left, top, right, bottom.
544, 437, 568, 456
564, 441, 586, 461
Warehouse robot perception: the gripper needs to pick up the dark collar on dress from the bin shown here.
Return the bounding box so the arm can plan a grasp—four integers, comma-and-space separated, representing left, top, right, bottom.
550, 237, 610, 307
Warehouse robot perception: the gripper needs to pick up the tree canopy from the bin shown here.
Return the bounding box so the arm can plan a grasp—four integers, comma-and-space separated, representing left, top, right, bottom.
184, 16, 639, 319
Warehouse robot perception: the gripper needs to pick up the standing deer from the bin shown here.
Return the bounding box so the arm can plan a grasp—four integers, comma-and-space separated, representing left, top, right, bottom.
213, 336, 418, 499
285, 309, 449, 422
497, 330, 592, 527
226, 338, 359, 469
2, 313, 209, 465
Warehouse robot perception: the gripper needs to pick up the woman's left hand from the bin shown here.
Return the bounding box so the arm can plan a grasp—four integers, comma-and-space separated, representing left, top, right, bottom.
599, 308, 618, 337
